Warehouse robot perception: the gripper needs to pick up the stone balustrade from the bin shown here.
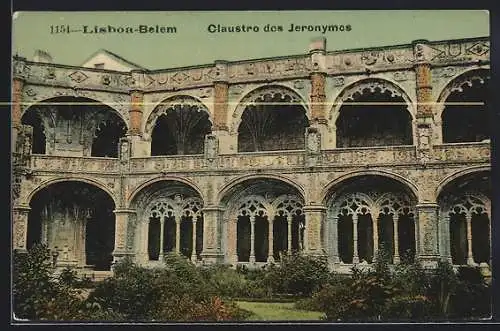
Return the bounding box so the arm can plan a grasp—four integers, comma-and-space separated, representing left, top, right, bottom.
27, 142, 489, 175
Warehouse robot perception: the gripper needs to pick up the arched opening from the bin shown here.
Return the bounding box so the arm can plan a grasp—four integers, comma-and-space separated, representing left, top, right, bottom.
326, 175, 416, 265
442, 73, 490, 143
335, 82, 413, 147
220, 178, 305, 264
27, 181, 116, 271
130, 180, 204, 263
438, 170, 491, 266
150, 99, 212, 156
237, 88, 309, 152
22, 96, 127, 157
21, 108, 46, 154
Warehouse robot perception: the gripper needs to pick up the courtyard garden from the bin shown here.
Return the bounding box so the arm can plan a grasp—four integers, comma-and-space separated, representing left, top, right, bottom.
13, 244, 491, 322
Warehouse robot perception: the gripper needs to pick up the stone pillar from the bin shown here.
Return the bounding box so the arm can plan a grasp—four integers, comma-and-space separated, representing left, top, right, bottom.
329, 215, 340, 264
267, 214, 274, 263
465, 213, 475, 266
128, 90, 150, 157
352, 214, 359, 264
309, 37, 329, 150
287, 215, 293, 254
191, 218, 198, 262
112, 209, 134, 263
303, 205, 327, 257
416, 203, 440, 268
393, 214, 400, 264
13, 205, 31, 253
413, 40, 435, 163
12, 77, 24, 151
249, 215, 256, 263
212, 61, 233, 155
175, 217, 181, 254
439, 214, 452, 263
200, 207, 224, 263
372, 214, 379, 261
159, 218, 165, 259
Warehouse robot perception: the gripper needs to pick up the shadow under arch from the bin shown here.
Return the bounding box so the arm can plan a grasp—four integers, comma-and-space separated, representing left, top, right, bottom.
435, 166, 491, 202
321, 169, 419, 205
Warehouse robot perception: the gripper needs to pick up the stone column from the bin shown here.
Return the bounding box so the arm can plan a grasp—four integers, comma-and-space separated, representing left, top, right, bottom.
267, 214, 274, 263
329, 215, 340, 264
416, 203, 440, 268
309, 37, 329, 149
12, 77, 24, 151
303, 205, 327, 257
191, 218, 197, 262
112, 209, 134, 263
13, 205, 31, 253
413, 40, 435, 163
440, 214, 452, 263
287, 215, 293, 254
212, 61, 233, 155
159, 218, 165, 259
249, 215, 256, 263
128, 89, 150, 157
352, 214, 359, 264
200, 207, 224, 263
175, 216, 181, 254
393, 214, 400, 264
465, 213, 475, 266
372, 214, 379, 261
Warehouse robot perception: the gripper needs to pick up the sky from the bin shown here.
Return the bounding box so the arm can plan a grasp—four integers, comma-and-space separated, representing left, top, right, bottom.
12, 10, 489, 70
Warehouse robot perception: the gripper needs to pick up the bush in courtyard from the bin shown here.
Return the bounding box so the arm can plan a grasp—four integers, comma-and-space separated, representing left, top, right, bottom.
264, 253, 329, 297
450, 266, 491, 319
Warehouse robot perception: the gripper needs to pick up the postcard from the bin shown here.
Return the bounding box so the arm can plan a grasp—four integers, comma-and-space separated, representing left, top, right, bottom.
11, 10, 491, 324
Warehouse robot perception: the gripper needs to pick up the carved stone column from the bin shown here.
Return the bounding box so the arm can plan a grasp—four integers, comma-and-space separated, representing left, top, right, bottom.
267, 213, 274, 263
112, 209, 134, 264
352, 214, 359, 264
465, 213, 475, 266
393, 214, 400, 264
439, 214, 452, 263
213, 61, 232, 155
191, 218, 197, 262
249, 215, 256, 263
372, 214, 379, 261
12, 77, 24, 151
200, 207, 224, 263
287, 215, 292, 254
329, 214, 340, 264
13, 205, 31, 253
413, 40, 435, 163
303, 205, 327, 257
309, 37, 328, 149
128, 90, 150, 157
415, 203, 440, 268
175, 216, 181, 254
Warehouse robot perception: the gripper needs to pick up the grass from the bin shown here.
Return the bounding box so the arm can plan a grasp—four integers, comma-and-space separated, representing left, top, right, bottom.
235, 301, 325, 321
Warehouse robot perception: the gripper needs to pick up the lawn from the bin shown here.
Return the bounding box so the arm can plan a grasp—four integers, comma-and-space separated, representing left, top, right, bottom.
235, 301, 325, 321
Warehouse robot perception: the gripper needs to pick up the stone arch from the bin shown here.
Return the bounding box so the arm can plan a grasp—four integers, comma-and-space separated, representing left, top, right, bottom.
217, 173, 306, 207
127, 176, 204, 208
321, 170, 418, 205
324, 173, 418, 265
22, 95, 128, 127
329, 77, 416, 124
435, 68, 490, 143
144, 94, 212, 139
230, 84, 310, 134
435, 166, 491, 202
26, 177, 118, 207
21, 96, 128, 157
26, 179, 117, 270
128, 178, 206, 263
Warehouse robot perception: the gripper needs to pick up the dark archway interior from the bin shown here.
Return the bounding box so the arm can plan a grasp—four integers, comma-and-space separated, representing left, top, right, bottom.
21, 109, 46, 154
238, 93, 309, 152
27, 181, 116, 271
91, 116, 127, 158
151, 104, 212, 156
336, 87, 413, 147
442, 75, 489, 143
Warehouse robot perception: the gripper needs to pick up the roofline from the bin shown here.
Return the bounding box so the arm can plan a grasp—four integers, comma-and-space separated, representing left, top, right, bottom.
16, 35, 489, 73
80, 48, 145, 70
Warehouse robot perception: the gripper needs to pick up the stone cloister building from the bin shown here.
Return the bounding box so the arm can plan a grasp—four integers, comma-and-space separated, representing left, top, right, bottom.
11, 37, 491, 275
